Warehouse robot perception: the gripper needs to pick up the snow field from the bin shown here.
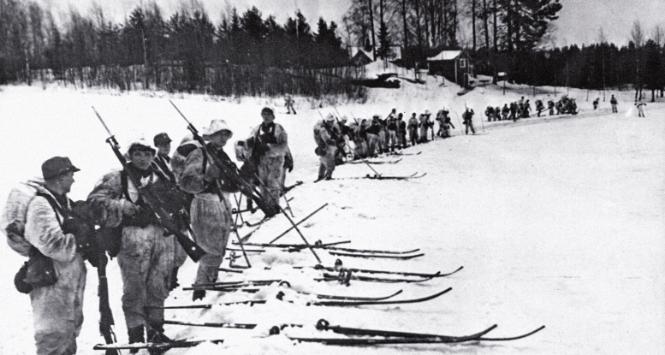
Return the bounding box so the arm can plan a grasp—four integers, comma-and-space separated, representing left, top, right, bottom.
0, 77, 663, 354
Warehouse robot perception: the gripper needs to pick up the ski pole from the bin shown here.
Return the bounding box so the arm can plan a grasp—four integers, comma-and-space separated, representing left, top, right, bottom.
269, 203, 328, 244
363, 160, 382, 177
253, 173, 322, 263
283, 194, 295, 218
227, 191, 251, 268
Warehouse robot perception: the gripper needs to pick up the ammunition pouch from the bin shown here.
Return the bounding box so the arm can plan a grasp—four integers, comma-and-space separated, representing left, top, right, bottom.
15, 248, 57, 294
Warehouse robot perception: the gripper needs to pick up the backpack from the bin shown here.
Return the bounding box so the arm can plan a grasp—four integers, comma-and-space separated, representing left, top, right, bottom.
3, 181, 64, 293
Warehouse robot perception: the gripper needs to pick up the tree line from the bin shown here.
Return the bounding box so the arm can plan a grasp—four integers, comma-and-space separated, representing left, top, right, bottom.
0, 0, 365, 98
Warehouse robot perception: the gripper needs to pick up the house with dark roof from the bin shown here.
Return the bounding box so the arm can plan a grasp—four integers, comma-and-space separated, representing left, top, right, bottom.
427, 49, 474, 88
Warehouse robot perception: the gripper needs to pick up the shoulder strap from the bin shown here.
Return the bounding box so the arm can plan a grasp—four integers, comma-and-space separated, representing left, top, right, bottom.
120, 170, 131, 200
34, 192, 67, 229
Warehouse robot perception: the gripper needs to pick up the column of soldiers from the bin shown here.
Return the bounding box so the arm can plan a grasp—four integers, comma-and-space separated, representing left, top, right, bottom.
4, 106, 292, 354
312, 105, 474, 180
483, 95, 586, 123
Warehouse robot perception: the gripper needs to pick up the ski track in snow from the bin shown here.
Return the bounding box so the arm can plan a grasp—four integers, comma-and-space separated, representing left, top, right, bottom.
0, 76, 664, 354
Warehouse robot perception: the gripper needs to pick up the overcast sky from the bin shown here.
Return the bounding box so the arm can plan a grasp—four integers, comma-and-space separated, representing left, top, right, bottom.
46, 0, 665, 47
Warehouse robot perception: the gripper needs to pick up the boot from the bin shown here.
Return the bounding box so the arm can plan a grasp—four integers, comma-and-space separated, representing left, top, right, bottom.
147, 323, 172, 355
127, 325, 145, 354
192, 289, 206, 301
169, 267, 180, 291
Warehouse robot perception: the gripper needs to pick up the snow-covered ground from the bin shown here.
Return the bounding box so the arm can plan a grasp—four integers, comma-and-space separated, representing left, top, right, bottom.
0, 74, 663, 355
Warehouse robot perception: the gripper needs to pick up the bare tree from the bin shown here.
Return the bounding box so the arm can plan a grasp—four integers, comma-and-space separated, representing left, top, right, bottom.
630, 20, 644, 47
652, 25, 664, 46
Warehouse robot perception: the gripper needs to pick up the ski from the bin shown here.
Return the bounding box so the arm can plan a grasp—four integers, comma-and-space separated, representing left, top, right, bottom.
320, 272, 438, 284
238, 240, 350, 250
323, 247, 421, 255
314, 318, 498, 341
93, 339, 225, 351
310, 288, 451, 307
347, 158, 402, 165
476, 325, 546, 341
186, 279, 284, 290
152, 299, 268, 310
312, 264, 464, 278
288, 326, 545, 345
293, 289, 403, 301
164, 319, 256, 329
282, 180, 304, 194
387, 151, 422, 156
243, 197, 294, 227
155, 290, 405, 311
329, 251, 425, 260
364, 172, 427, 180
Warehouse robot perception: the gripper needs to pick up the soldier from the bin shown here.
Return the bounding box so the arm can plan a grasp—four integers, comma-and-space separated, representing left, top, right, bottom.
407, 113, 419, 146
610, 94, 618, 113
284, 95, 297, 115
386, 112, 399, 152
485, 106, 494, 122
548, 100, 555, 116
366, 115, 382, 157
442, 109, 455, 138
153, 132, 186, 290
535, 100, 544, 117
462, 108, 476, 135
88, 139, 184, 349
509, 102, 518, 121
314, 114, 340, 181
10, 157, 87, 355
593, 97, 600, 110
178, 120, 236, 302
397, 113, 407, 148
152, 133, 176, 183
502, 104, 510, 120
354, 119, 369, 158
248, 107, 289, 205
636, 100, 647, 117
418, 110, 431, 143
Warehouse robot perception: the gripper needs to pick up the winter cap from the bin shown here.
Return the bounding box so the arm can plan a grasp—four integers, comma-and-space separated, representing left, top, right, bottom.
176, 133, 202, 156
202, 119, 233, 139
41, 156, 80, 180
261, 107, 274, 116
340, 116, 348, 123
153, 132, 172, 146
424, 109, 431, 115
125, 134, 156, 155
325, 113, 336, 122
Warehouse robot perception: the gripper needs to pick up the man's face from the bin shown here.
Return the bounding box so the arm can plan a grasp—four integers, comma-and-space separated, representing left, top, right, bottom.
57, 172, 75, 194
130, 150, 155, 170
157, 143, 171, 156
209, 131, 231, 147
261, 112, 275, 124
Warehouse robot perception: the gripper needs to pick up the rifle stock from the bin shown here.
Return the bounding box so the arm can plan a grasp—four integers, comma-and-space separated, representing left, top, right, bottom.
91, 107, 206, 262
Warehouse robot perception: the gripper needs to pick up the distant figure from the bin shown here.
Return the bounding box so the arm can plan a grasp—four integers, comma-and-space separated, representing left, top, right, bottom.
636, 100, 647, 117
407, 113, 419, 146
593, 98, 599, 110
547, 100, 555, 116
535, 100, 544, 117
462, 108, 476, 135
610, 95, 618, 113
285, 95, 297, 115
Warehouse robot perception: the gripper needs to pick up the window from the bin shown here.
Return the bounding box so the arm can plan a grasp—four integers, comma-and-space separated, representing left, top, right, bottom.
459, 58, 467, 68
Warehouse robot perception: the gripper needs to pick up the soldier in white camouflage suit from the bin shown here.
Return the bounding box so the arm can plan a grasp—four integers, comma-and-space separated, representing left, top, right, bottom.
248, 107, 289, 204
178, 120, 235, 301
87, 140, 179, 352
5, 157, 86, 355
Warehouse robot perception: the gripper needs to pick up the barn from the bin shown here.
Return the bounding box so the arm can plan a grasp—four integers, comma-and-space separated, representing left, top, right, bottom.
426, 49, 474, 88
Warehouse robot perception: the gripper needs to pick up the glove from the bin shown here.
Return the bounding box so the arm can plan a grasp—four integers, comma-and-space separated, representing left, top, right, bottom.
120, 200, 140, 216
63, 217, 96, 261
